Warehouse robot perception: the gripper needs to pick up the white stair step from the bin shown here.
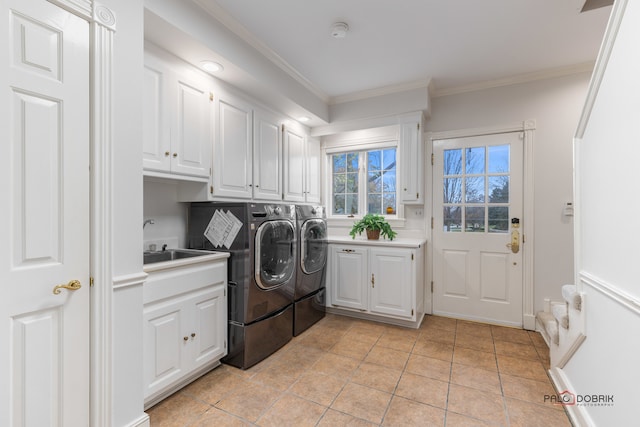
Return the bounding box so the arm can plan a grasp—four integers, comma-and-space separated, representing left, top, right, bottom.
561, 284, 582, 310
551, 303, 569, 329
537, 311, 559, 345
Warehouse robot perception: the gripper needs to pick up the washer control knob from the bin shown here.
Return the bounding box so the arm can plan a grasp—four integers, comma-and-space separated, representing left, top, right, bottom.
274, 206, 282, 215
311, 207, 317, 215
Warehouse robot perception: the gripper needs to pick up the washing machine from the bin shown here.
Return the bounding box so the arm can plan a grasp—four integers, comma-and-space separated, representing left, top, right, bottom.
187, 202, 296, 369
293, 205, 328, 336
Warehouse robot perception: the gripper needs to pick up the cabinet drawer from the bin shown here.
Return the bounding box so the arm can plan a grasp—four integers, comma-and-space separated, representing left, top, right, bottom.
144, 260, 226, 304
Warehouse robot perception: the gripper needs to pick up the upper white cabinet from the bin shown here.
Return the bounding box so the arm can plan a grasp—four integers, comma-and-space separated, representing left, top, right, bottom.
212, 91, 253, 198
143, 48, 213, 180
253, 108, 283, 200
399, 112, 424, 204
283, 125, 321, 204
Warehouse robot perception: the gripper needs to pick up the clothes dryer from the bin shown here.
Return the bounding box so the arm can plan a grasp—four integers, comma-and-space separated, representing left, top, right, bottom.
188, 202, 296, 368
293, 205, 328, 336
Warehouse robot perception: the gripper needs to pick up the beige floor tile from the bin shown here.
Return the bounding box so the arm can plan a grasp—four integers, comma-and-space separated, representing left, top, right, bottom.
330, 337, 375, 360
316, 409, 377, 427
289, 372, 347, 406
312, 352, 361, 378
447, 384, 507, 425
496, 354, 550, 382
377, 332, 418, 352
421, 315, 458, 332
383, 396, 445, 426
405, 354, 452, 382
452, 347, 497, 372
419, 327, 456, 345
454, 332, 495, 353
443, 411, 494, 426
505, 398, 572, 427
450, 363, 501, 394
249, 363, 302, 392
456, 321, 493, 339
256, 393, 326, 427
501, 373, 562, 409
214, 382, 282, 423
364, 345, 410, 370
147, 392, 210, 427
188, 407, 252, 427
182, 366, 250, 405
331, 382, 392, 424
491, 325, 533, 345
413, 340, 454, 362
528, 331, 548, 348
383, 324, 422, 339
295, 330, 342, 351
494, 339, 539, 360
395, 372, 449, 409
350, 362, 403, 393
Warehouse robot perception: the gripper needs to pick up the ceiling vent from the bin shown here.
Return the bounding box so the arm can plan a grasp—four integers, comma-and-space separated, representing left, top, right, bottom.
581, 0, 614, 12
331, 22, 349, 38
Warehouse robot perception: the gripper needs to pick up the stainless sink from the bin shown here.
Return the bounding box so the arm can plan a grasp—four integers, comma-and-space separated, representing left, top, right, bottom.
143, 249, 210, 264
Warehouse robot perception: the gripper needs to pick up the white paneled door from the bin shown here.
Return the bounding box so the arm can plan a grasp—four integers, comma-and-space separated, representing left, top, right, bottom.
433, 132, 524, 326
0, 0, 90, 426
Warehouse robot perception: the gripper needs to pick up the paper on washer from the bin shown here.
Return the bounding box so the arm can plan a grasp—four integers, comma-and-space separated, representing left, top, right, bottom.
203, 209, 243, 249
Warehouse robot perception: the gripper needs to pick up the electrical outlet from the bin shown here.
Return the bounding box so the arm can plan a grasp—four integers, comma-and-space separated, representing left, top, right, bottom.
414, 209, 424, 217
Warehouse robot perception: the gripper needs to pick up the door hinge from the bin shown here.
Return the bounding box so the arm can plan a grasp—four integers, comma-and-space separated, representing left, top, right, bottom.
431, 217, 434, 229
411, 253, 414, 261
431, 281, 434, 293
371, 274, 375, 287
90, 277, 94, 287
431, 153, 434, 165
210, 185, 214, 194
416, 192, 419, 199
411, 309, 414, 316
209, 92, 214, 101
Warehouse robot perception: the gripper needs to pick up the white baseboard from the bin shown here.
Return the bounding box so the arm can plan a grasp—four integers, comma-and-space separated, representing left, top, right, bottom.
124, 413, 150, 427
548, 367, 595, 427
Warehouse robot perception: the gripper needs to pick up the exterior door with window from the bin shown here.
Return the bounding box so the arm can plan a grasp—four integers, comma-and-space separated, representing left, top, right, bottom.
432, 132, 524, 326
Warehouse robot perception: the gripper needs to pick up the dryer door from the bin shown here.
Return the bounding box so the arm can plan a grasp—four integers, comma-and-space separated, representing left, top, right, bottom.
255, 220, 296, 289
301, 219, 327, 274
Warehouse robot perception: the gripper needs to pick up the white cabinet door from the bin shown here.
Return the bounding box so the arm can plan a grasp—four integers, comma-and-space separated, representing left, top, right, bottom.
190, 287, 227, 369
213, 93, 253, 198
399, 114, 424, 204
330, 245, 368, 310
283, 126, 306, 202
253, 108, 282, 200
142, 58, 171, 172
171, 75, 213, 178
305, 136, 322, 203
143, 300, 186, 399
369, 248, 415, 319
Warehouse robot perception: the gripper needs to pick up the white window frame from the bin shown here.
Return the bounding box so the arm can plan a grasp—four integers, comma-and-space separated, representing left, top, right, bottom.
323, 136, 406, 228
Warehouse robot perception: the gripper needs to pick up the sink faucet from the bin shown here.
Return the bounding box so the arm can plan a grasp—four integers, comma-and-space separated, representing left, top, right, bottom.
143, 219, 155, 229
162, 244, 168, 252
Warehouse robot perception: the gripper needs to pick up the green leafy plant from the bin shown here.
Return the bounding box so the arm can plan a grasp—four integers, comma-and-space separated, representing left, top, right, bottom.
349, 214, 397, 240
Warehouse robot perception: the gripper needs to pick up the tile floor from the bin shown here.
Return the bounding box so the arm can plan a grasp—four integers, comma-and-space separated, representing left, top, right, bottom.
147, 314, 571, 427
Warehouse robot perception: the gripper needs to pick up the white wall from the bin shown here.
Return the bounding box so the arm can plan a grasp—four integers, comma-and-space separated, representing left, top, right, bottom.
143, 179, 189, 250
427, 73, 591, 313
564, 1, 640, 424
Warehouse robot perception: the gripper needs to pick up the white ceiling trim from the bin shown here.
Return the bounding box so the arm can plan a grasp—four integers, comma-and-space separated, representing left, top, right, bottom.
191, 0, 330, 104
329, 78, 432, 106
432, 62, 596, 98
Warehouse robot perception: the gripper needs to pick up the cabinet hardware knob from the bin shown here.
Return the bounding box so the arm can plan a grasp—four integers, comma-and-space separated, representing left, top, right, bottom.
172, 153, 178, 158
164, 151, 170, 157
53, 279, 81, 295
191, 333, 196, 338
183, 336, 188, 341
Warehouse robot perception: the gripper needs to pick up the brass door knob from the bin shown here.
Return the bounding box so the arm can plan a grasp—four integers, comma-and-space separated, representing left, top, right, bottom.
53, 280, 82, 295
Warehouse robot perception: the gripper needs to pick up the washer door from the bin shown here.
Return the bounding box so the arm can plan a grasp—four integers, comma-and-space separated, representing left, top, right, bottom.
301, 219, 327, 274
255, 220, 296, 290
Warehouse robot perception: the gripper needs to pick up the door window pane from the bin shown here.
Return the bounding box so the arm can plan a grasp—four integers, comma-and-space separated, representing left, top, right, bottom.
444, 206, 462, 232
488, 145, 510, 173
488, 206, 509, 233
489, 176, 509, 203
444, 149, 462, 176
444, 178, 462, 203
465, 207, 485, 232
465, 177, 485, 203
465, 147, 485, 174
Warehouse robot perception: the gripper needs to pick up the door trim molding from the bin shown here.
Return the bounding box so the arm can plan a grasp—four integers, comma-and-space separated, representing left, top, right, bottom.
429, 120, 536, 329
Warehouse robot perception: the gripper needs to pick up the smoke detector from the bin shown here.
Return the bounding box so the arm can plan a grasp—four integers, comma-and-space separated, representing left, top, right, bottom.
331, 22, 349, 38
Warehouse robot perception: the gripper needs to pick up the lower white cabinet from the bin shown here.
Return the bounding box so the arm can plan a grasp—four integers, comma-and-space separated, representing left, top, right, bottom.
328, 243, 424, 326
143, 257, 227, 407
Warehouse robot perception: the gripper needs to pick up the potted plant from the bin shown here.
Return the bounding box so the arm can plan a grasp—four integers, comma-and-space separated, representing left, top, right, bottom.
349, 214, 397, 241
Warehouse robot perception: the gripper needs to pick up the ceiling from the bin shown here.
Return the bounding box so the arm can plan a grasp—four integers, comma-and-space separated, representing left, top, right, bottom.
194, 0, 612, 102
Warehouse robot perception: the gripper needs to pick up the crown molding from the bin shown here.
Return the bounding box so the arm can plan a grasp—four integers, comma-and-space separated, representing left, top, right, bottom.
191, 0, 330, 104
431, 62, 596, 98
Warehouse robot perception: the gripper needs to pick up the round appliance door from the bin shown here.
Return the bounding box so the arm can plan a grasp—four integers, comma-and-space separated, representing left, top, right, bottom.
255, 220, 296, 290
301, 219, 327, 274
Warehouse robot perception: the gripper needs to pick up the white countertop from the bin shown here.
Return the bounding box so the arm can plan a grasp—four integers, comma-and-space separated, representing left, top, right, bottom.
143, 249, 229, 273
328, 235, 426, 248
